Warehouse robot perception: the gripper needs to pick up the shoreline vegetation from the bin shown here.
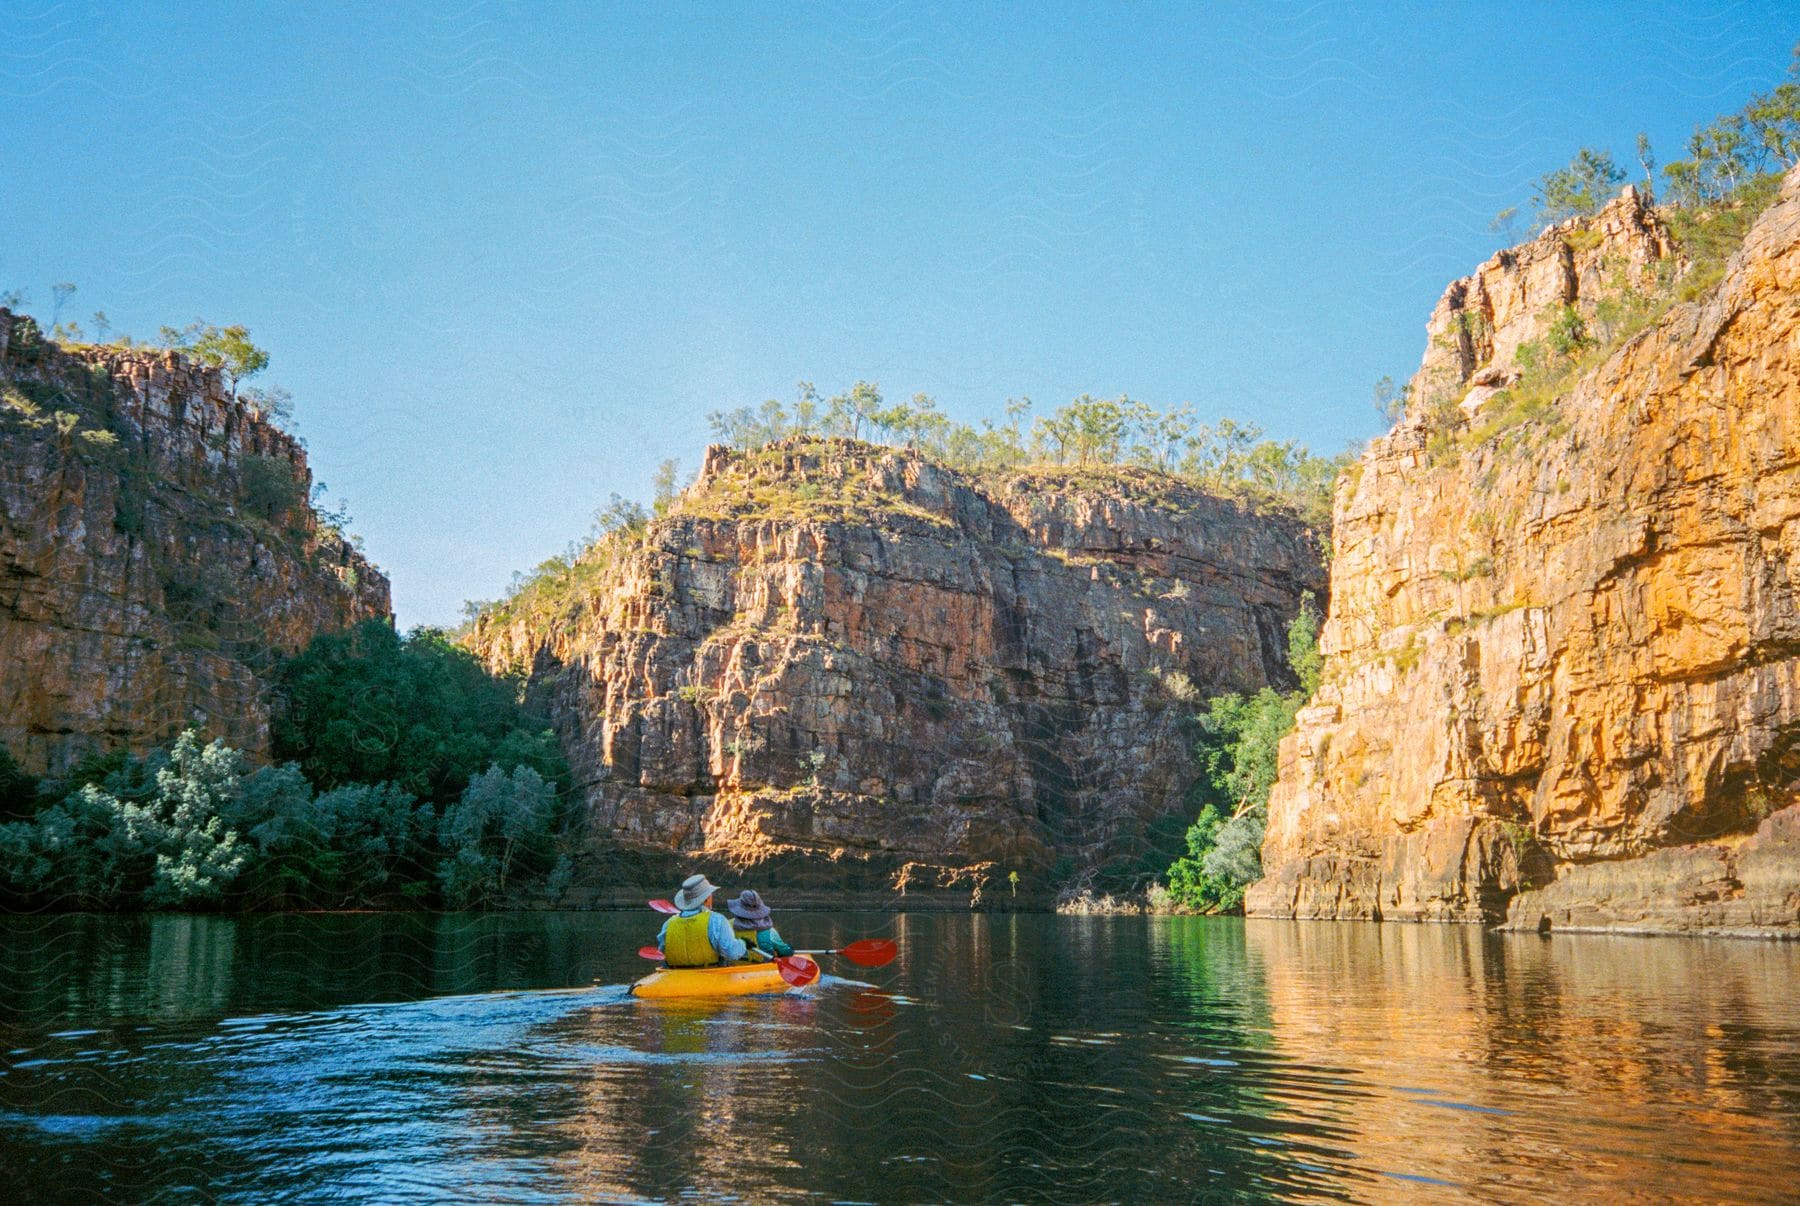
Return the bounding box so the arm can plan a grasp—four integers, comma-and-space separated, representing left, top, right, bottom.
0, 622, 571, 913
4, 61, 1797, 918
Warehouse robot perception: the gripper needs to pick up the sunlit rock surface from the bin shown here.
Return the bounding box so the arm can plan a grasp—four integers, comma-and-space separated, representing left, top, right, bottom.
468, 439, 1324, 904
1249, 170, 1800, 934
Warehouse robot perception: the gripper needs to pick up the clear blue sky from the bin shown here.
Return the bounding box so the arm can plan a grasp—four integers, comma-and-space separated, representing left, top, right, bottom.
5, 2, 1795, 627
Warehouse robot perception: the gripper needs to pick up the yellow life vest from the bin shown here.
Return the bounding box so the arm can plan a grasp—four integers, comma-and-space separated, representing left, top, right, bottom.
663, 910, 719, 967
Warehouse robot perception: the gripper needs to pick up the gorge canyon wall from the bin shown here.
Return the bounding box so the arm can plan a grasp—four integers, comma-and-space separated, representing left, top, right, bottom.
469, 441, 1324, 904
1248, 174, 1800, 936
0, 311, 390, 773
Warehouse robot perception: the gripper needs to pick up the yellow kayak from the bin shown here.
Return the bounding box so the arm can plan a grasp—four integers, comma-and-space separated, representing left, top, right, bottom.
631, 961, 799, 999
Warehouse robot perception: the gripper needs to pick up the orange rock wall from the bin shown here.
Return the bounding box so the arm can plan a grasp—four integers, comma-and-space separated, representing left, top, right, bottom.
1248, 171, 1800, 934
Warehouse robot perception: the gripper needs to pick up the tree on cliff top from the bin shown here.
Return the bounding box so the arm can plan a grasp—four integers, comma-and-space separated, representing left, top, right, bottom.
702, 384, 1346, 529
158, 321, 270, 400
1532, 147, 1627, 224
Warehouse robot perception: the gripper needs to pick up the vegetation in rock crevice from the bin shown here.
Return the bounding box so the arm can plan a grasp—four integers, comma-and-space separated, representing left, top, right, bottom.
1161, 594, 1321, 913
1411, 57, 1800, 464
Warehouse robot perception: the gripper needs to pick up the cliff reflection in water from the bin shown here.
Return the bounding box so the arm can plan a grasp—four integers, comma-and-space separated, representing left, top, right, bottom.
1239, 920, 1800, 1201
1, 912, 1797, 1202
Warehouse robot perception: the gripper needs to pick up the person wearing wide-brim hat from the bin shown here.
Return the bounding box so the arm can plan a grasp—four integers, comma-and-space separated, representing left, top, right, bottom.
722, 889, 795, 958
657, 874, 757, 967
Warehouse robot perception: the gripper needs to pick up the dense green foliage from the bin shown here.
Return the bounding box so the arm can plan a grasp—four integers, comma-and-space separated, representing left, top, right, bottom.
1163, 598, 1320, 913
272, 619, 566, 805
436, 764, 566, 907
0, 730, 565, 911
0, 622, 572, 911
0, 747, 41, 823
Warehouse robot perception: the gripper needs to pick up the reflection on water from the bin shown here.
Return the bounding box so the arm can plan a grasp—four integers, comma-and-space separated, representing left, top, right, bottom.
1, 912, 1796, 1202
1243, 921, 1800, 1202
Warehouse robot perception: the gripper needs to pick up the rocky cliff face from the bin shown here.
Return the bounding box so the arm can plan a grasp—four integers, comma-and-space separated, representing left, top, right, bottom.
1412, 185, 1678, 415
469, 440, 1324, 904
1248, 171, 1800, 935
0, 311, 390, 773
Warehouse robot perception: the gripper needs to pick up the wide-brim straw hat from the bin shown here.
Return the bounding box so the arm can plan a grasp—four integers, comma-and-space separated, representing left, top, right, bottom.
674, 874, 719, 911
726, 889, 773, 928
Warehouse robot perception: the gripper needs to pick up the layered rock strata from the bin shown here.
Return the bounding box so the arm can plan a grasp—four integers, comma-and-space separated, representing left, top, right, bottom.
1248, 172, 1800, 935
0, 311, 390, 772
469, 440, 1324, 904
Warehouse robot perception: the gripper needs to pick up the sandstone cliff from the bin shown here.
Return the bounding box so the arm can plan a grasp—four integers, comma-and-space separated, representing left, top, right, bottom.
0, 311, 390, 773
1248, 173, 1800, 935
468, 440, 1324, 904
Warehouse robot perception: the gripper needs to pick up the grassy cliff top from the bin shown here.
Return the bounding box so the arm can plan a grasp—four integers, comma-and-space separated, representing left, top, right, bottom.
468, 435, 1322, 638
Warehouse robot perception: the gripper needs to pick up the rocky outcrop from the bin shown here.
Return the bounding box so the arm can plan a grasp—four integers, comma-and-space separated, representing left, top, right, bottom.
1503, 803, 1800, 937
0, 312, 390, 773
469, 440, 1323, 904
1413, 185, 1678, 414
1248, 170, 1800, 935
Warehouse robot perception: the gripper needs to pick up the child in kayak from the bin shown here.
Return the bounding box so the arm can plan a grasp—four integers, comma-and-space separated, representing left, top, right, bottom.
657, 874, 754, 967
723, 889, 795, 958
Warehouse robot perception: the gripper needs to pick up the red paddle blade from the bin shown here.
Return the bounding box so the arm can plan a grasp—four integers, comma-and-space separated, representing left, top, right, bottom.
838, 939, 898, 967
776, 955, 820, 987
648, 899, 678, 915
638, 945, 665, 960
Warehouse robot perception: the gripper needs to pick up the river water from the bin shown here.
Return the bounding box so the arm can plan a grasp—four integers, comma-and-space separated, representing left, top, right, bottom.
1, 911, 1796, 1203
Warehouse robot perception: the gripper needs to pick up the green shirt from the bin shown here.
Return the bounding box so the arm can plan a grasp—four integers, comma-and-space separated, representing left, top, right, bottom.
731, 923, 793, 958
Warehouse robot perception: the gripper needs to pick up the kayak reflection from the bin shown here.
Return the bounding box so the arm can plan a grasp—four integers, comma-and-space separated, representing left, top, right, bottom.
551, 992, 824, 1199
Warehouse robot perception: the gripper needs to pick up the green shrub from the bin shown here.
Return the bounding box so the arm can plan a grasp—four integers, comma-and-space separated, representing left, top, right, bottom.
240, 454, 306, 525
273, 619, 568, 806
0, 747, 40, 822
1665, 171, 1784, 301
0, 732, 246, 909
113, 463, 150, 535
224, 769, 430, 908
436, 764, 558, 907
160, 561, 235, 635
141, 732, 251, 906
1162, 596, 1320, 912
0, 722, 562, 911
